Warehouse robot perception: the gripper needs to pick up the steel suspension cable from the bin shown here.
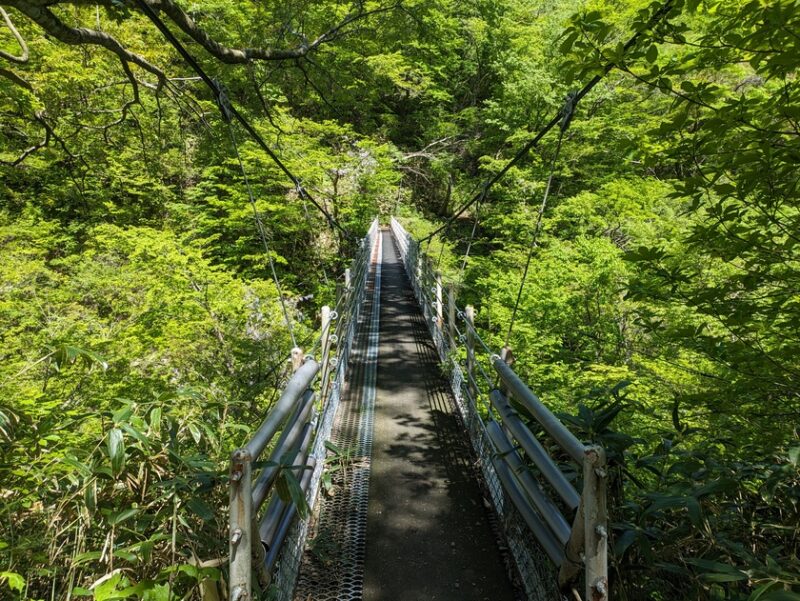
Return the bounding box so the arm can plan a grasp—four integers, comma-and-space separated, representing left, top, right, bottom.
227, 119, 298, 348
503, 109, 569, 350
132, 0, 352, 241
418, 0, 676, 244
457, 195, 483, 286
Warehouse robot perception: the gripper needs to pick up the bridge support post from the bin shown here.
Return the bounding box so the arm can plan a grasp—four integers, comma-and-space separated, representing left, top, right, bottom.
291, 347, 304, 372
466, 305, 476, 402
229, 449, 253, 601
447, 284, 456, 352
415, 252, 423, 299
320, 305, 332, 401
583, 445, 608, 601
435, 273, 443, 331
345, 268, 351, 290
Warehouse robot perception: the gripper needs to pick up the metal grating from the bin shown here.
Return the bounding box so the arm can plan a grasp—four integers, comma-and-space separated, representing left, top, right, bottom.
265, 223, 379, 601
292, 233, 383, 601
390, 218, 564, 601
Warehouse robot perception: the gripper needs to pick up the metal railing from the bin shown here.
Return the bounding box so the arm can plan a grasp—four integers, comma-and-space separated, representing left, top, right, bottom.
390, 217, 608, 601
229, 219, 379, 601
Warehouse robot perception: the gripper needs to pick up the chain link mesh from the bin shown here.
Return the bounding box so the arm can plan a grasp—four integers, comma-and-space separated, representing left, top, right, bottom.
390, 218, 563, 601
265, 221, 379, 601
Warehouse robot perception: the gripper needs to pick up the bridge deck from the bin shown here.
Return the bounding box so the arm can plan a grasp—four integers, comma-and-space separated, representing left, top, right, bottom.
294, 229, 516, 601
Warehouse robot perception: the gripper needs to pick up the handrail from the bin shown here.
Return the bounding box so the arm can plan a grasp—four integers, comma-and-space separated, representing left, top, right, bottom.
228, 219, 379, 601
389, 217, 608, 601
492, 358, 586, 464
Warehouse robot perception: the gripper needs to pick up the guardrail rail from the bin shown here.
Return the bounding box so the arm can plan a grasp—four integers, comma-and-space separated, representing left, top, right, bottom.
228, 220, 379, 601
390, 217, 608, 601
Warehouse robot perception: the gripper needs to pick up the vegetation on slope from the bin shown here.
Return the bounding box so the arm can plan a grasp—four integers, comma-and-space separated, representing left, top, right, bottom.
0, 0, 798, 599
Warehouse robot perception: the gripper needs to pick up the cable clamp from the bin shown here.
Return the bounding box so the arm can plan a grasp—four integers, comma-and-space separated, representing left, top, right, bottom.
213, 78, 233, 123
560, 90, 578, 132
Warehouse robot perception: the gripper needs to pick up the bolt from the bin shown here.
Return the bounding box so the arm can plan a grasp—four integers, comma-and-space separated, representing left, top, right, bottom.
593, 578, 607, 596
230, 528, 243, 545
595, 467, 607, 478
595, 525, 608, 538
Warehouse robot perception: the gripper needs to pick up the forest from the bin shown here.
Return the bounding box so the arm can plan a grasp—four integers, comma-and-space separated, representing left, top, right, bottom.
0, 0, 798, 599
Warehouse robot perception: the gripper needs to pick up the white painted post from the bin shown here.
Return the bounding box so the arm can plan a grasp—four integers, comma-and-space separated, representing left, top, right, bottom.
229, 449, 253, 601
435, 272, 443, 331
447, 284, 456, 351
291, 347, 304, 373
466, 305, 476, 402
415, 252, 423, 297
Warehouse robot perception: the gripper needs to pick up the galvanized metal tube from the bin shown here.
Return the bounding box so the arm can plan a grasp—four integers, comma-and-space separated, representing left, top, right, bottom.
492, 358, 586, 464
486, 420, 571, 545
257, 493, 287, 548
245, 358, 319, 459
228, 449, 253, 601
490, 390, 580, 510
257, 423, 313, 544
491, 456, 565, 566
251, 390, 316, 510
319, 306, 333, 401
262, 457, 317, 574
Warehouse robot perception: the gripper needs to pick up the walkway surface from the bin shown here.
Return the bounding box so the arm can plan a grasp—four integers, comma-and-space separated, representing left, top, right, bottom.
294, 229, 515, 601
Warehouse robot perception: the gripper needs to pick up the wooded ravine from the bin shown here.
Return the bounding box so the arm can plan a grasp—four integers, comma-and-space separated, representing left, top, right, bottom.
1, 0, 799, 599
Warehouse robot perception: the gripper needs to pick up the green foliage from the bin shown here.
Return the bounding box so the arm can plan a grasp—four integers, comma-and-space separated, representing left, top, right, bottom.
397, 0, 800, 597
2, 0, 800, 598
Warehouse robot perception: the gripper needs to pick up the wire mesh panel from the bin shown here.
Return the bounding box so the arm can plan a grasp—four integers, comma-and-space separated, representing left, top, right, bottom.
265, 221, 379, 601
389, 218, 563, 601
290, 226, 383, 601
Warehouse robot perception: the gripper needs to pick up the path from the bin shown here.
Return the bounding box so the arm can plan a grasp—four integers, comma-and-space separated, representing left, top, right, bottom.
294, 229, 515, 601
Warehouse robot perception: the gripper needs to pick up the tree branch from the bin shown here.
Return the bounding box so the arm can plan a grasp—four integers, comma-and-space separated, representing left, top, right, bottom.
4, 0, 401, 65
0, 65, 31, 89
0, 111, 50, 166
4, 1, 166, 82
149, 0, 401, 63
0, 7, 28, 63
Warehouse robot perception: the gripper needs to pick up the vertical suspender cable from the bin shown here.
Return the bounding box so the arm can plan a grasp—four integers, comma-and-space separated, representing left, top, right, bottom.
222, 98, 297, 347
503, 93, 575, 349
132, 0, 352, 242
457, 198, 481, 287
418, 0, 676, 245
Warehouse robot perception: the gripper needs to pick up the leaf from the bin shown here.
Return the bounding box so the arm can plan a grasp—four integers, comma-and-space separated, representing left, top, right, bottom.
149, 407, 161, 433
324, 440, 343, 456
685, 558, 747, 583
108, 507, 139, 526
686, 496, 702, 528
141, 583, 170, 601
186, 497, 214, 522
0, 572, 25, 592
188, 423, 202, 445
613, 529, 638, 557
90, 569, 125, 601
646, 44, 659, 63
749, 583, 780, 601
788, 446, 800, 467
107, 428, 125, 477
701, 572, 749, 583
277, 469, 310, 519
73, 551, 103, 566
761, 592, 800, 601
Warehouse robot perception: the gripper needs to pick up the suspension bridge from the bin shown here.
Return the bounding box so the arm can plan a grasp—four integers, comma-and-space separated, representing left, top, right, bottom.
111, 8, 675, 600
226, 219, 608, 601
